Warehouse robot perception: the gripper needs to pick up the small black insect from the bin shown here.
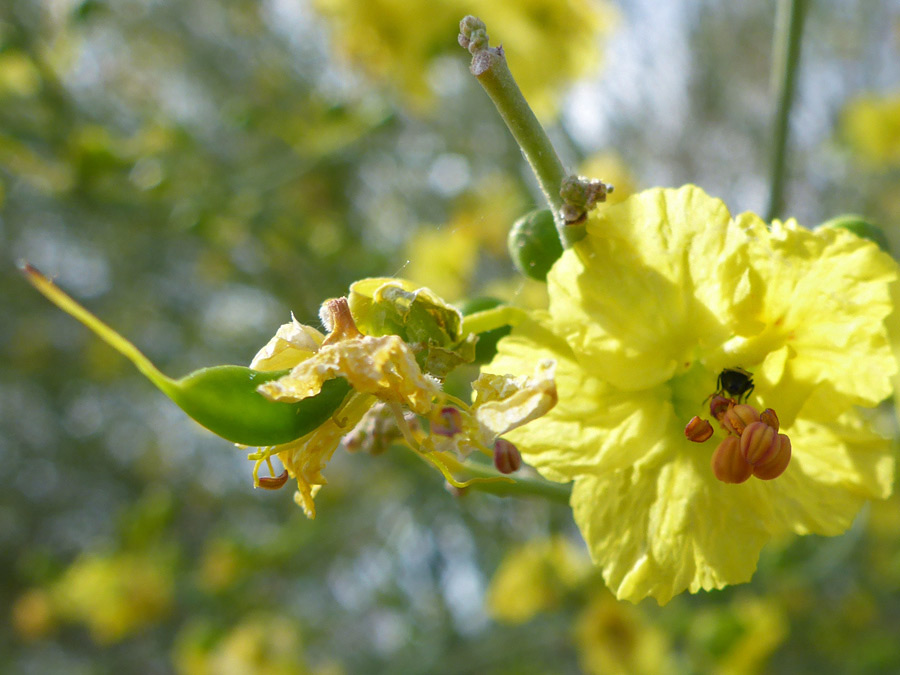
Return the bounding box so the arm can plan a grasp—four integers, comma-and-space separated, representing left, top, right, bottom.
717, 367, 754, 403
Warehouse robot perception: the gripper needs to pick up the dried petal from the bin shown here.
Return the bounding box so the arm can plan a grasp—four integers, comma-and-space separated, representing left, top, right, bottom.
472, 360, 558, 438
259, 334, 440, 414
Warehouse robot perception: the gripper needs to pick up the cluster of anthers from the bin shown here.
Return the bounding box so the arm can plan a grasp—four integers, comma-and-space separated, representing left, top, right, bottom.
684, 368, 792, 484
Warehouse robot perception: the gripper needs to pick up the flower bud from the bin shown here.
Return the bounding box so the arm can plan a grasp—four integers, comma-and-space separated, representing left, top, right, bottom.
432, 406, 463, 437
684, 416, 714, 443
711, 436, 752, 484
493, 438, 522, 474
709, 395, 733, 420
740, 421, 778, 465
507, 209, 564, 281
759, 408, 779, 431
721, 404, 759, 436
752, 434, 791, 480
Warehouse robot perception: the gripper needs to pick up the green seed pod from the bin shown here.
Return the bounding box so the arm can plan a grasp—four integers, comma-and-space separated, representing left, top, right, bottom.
818, 214, 891, 253
507, 209, 564, 281
22, 263, 350, 447
458, 296, 511, 363
161, 368, 350, 446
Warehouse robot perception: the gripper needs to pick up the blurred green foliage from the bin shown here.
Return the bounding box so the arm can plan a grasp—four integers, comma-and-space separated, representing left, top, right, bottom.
2, 0, 899, 673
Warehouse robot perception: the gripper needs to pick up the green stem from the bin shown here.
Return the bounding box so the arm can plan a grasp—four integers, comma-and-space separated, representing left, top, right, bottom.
765, 0, 807, 222
460, 18, 583, 247
441, 453, 572, 504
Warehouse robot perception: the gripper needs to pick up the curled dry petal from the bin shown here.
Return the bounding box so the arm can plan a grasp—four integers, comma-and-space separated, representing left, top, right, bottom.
472, 360, 558, 439
259, 334, 439, 415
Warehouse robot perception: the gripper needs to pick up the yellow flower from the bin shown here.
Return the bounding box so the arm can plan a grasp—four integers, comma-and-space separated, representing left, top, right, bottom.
577, 152, 637, 206
841, 91, 900, 167
485, 185, 897, 603
485, 535, 590, 623
313, 0, 615, 117
689, 595, 788, 675
50, 551, 174, 644
574, 590, 673, 675
173, 613, 330, 675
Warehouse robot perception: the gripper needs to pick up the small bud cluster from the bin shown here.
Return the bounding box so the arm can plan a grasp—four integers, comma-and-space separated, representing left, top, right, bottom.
559, 175, 614, 224
685, 395, 791, 484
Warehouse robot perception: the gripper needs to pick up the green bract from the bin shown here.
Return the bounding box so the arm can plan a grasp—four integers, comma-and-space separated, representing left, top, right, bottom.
348, 278, 476, 377
22, 264, 349, 447
507, 209, 564, 281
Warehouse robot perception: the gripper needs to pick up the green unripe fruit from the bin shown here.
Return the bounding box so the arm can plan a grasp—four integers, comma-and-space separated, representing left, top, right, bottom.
459, 296, 511, 363
507, 209, 564, 281
818, 214, 891, 253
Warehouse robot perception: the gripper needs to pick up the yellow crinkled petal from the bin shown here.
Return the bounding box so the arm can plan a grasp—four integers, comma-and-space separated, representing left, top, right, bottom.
569, 409, 892, 604
278, 395, 371, 519
485, 314, 672, 482
734, 218, 896, 416
759, 411, 894, 536
472, 359, 558, 438
259, 334, 439, 414
549, 186, 741, 391
570, 454, 770, 605
249, 316, 325, 371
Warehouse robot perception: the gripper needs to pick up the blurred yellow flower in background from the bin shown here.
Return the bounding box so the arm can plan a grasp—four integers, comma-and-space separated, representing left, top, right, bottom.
49, 551, 174, 644
841, 92, 900, 167
312, 0, 616, 117
578, 152, 637, 206
486, 535, 590, 623
174, 614, 341, 675
688, 595, 788, 674
486, 185, 897, 603
575, 590, 673, 675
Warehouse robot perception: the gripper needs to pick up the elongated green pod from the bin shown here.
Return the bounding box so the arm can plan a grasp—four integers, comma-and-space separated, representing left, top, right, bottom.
21, 263, 350, 446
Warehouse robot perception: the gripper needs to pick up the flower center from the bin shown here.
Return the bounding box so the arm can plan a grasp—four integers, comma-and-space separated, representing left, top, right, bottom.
668, 361, 717, 422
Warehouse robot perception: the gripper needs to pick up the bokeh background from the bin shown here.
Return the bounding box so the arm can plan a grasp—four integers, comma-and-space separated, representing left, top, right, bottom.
2, 0, 899, 672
